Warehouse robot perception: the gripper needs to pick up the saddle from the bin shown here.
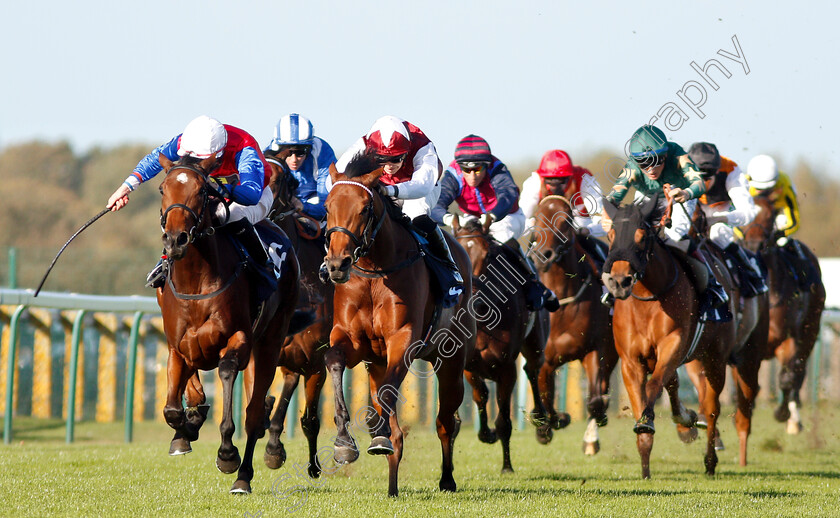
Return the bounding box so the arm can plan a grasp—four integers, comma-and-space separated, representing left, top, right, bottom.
668, 244, 732, 323
227, 222, 294, 305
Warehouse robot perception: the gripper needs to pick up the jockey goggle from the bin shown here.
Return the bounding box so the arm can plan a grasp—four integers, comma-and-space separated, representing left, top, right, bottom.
375, 153, 407, 164
287, 146, 310, 157
458, 161, 489, 174
633, 151, 667, 170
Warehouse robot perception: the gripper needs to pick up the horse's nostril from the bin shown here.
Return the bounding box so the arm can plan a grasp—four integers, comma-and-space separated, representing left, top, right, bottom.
176, 232, 189, 247
620, 277, 633, 288
340, 256, 352, 271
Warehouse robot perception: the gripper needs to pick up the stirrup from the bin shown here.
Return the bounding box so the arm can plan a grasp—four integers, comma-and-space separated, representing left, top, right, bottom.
600, 291, 614, 307
318, 261, 330, 284
543, 288, 560, 312
146, 261, 166, 289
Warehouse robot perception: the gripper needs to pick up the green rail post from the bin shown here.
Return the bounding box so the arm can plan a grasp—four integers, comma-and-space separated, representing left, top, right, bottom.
286, 379, 298, 439
233, 374, 243, 439
517, 358, 527, 431
4, 305, 27, 444
124, 311, 144, 443
8, 248, 17, 289
810, 330, 824, 404
558, 363, 569, 414
66, 310, 87, 443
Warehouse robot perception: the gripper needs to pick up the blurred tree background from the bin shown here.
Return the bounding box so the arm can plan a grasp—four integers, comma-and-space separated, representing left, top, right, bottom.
1, 141, 837, 295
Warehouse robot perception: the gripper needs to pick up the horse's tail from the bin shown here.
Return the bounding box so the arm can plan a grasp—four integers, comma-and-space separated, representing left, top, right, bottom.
287, 309, 317, 336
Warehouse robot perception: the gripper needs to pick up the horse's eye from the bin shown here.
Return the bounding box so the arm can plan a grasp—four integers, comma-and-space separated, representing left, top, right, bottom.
159, 185, 164, 195
360, 206, 369, 216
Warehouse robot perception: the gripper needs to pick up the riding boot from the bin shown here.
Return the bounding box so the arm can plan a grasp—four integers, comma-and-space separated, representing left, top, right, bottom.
724, 243, 768, 297
225, 218, 272, 269
578, 234, 607, 274
146, 255, 167, 289
412, 216, 464, 303
789, 239, 820, 289
689, 249, 728, 308
504, 239, 561, 312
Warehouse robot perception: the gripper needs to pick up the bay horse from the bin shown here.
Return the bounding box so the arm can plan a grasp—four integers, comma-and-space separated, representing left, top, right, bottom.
602, 194, 738, 478
527, 195, 618, 455
323, 153, 476, 497
156, 154, 300, 493
450, 214, 549, 473
256, 152, 332, 478
741, 195, 826, 434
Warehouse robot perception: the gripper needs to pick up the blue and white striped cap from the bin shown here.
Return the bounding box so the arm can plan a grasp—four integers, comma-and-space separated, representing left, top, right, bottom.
270, 113, 314, 151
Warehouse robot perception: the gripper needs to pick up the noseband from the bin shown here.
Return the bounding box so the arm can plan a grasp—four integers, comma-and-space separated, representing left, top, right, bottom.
160, 164, 229, 243
527, 195, 576, 263
325, 181, 385, 263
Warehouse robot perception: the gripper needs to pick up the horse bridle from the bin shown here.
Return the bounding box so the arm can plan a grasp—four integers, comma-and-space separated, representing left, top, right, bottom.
527, 195, 576, 263
159, 164, 229, 243
324, 181, 385, 263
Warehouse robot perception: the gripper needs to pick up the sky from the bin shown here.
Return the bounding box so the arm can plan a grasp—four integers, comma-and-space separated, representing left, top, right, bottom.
1, 1, 838, 178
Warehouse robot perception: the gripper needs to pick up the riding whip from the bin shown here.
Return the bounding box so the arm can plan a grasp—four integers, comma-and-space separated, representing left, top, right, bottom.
34, 208, 110, 296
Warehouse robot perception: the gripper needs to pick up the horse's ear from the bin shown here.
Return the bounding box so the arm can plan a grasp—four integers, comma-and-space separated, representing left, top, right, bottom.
358, 166, 385, 186
199, 156, 215, 174
159, 153, 173, 171
602, 196, 618, 220
451, 213, 461, 232
329, 162, 343, 183
482, 214, 494, 234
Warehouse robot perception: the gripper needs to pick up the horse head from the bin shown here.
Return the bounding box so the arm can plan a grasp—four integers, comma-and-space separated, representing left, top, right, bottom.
323, 152, 385, 283
528, 195, 577, 273
264, 149, 298, 217
158, 154, 219, 260
741, 195, 775, 254
451, 214, 493, 276
601, 195, 661, 300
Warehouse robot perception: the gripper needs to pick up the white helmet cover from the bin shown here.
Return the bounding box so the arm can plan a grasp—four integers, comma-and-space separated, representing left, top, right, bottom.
747, 154, 779, 189
177, 116, 227, 158
270, 113, 314, 151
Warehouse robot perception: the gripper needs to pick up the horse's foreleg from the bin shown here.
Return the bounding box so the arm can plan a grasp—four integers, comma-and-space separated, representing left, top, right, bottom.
581, 350, 604, 455
495, 362, 516, 473
386, 411, 405, 498
367, 357, 410, 457
521, 316, 548, 427
774, 336, 797, 423
216, 332, 247, 476
232, 342, 281, 494
435, 358, 464, 493
731, 362, 759, 467
163, 348, 195, 455
265, 369, 299, 470
465, 370, 496, 444
620, 354, 653, 479
325, 342, 358, 464
301, 369, 326, 478
701, 369, 724, 476
666, 369, 698, 444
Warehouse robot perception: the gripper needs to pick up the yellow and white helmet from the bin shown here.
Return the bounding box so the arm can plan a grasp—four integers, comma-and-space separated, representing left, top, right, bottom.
746, 154, 778, 189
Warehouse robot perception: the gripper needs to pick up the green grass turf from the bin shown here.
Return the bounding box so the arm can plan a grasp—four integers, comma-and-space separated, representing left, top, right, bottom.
2, 404, 839, 517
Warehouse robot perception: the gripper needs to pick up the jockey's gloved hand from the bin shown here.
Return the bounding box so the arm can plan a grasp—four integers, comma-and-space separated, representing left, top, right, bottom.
479, 213, 495, 227
377, 184, 398, 198
776, 235, 789, 247
442, 213, 455, 227
212, 201, 230, 226
577, 226, 590, 237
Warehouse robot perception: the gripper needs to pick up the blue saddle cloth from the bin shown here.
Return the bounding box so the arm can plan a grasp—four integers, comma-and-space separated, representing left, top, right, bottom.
409, 229, 463, 309
232, 225, 294, 304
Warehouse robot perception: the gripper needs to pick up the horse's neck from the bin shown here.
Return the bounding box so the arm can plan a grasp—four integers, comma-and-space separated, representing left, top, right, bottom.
354, 214, 401, 269
637, 241, 677, 297
549, 240, 585, 295
170, 238, 226, 288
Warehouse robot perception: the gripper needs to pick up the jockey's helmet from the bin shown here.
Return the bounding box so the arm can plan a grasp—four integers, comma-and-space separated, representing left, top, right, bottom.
177, 116, 227, 158
688, 142, 722, 178
537, 150, 574, 178
747, 154, 779, 189
628, 125, 668, 169
269, 113, 314, 152
364, 116, 411, 157
454, 134, 492, 169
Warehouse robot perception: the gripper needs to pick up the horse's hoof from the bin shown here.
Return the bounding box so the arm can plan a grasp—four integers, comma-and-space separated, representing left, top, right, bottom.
169, 437, 192, 456
786, 420, 802, 435
583, 440, 600, 456
677, 426, 698, 444
695, 414, 708, 429
551, 413, 571, 430
216, 451, 241, 474
536, 425, 553, 445
501, 466, 515, 474
230, 480, 251, 494
367, 436, 395, 456
714, 436, 725, 450
596, 415, 608, 427
439, 478, 457, 492
774, 405, 791, 423
308, 464, 321, 479
334, 445, 360, 464
264, 449, 286, 470
163, 408, 185, 430
478, 428, 498, 444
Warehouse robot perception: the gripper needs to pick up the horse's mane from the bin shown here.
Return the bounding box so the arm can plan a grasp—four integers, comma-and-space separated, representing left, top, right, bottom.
460, 218, 485, 234
173, 155, 204, 168
344, 152, 381, 179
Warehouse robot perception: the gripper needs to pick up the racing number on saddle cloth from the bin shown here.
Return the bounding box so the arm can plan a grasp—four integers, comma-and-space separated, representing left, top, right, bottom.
256, 226, 292, 280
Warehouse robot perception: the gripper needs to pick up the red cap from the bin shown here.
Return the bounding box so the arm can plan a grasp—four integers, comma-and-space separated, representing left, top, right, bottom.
363, 116, 411, 156
537, 150, 574, 178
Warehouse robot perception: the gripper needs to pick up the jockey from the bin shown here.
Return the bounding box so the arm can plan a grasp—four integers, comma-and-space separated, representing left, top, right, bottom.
329, 115, 464, 296
106, 115, 275, 288
746, 154, 818, 288
264, 113, 335, 221
431, 135, 560, 312
688, 142, 767, 297
520, 149, 609, 269
602, 125, 728, 310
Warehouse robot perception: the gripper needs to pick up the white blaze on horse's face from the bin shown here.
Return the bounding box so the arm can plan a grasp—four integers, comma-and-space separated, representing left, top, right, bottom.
176, 172, 189, 184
